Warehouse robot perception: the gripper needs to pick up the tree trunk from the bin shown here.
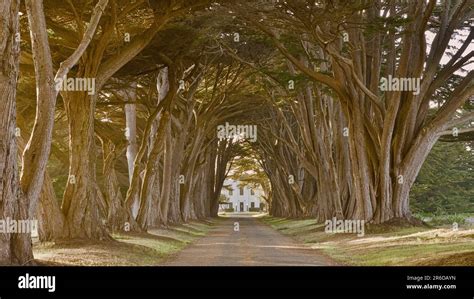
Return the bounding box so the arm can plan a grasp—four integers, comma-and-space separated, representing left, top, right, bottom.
62, 92, 109, 239
0, 0, 33, 264
17, 132, 66, 242
159, 119, 173, 225
125, 100, 139, 218
100, 138, 127, 232
35, 173, 66, 242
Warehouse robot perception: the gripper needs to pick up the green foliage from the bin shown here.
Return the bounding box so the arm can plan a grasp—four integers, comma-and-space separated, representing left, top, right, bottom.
228, 146, 270, 194
219, 194, 229, 203
413, 213, 469, 226
410, 141, 474, 214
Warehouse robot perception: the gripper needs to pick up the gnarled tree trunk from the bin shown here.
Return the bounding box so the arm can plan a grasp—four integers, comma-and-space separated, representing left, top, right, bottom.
0, 0, 33, 264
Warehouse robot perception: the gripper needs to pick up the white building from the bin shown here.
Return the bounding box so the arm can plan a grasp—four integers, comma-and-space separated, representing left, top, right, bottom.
219, 179, 266, 212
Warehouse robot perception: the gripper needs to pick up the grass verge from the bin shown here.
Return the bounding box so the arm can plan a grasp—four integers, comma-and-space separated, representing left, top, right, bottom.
260, 216, 474, 266
33, 219, 218, 266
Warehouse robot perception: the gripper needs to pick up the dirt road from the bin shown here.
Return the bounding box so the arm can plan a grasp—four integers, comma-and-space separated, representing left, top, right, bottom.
164, 215, 336, 266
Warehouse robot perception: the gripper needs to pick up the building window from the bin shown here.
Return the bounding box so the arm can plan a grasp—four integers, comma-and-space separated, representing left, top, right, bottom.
251, 202, 255, 209
229, 189, 233, 195
240, 187, 244, 196
250, 189, 255, 195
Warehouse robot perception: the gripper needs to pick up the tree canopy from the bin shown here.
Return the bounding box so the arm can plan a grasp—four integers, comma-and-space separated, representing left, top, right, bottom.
0, 0, 472, 264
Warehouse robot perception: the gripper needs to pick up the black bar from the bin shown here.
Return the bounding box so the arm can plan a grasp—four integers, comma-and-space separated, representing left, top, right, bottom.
0, 266, 472, 298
